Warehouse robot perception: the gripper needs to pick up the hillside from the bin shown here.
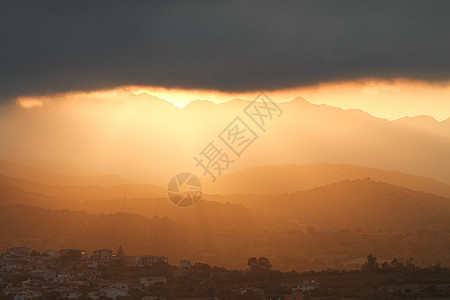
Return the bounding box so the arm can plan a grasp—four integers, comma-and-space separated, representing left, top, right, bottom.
1, 172, 449, 233
202, 163, 450, 198
0, 175, 270, 232
0, 160, 133, 186
205, 178, 450, 232
0, 174, 166, 200
1, 165, 450, 270
0, 204, 449, 271
1, 157, 98, 176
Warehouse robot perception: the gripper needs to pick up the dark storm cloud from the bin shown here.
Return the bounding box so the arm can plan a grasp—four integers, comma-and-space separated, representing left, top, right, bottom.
1, 1, 449, 101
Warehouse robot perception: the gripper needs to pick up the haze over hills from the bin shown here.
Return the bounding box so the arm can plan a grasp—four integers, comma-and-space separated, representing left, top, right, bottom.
0, 175, 267, 232
1, 95, 449, 271
255, 97, 450, 184
206, 179, 450, 232
1, 163, 449, 233
0, 182, 449, 270
202, 163, 450, 198
0, 160, 132, 186
2, 157, 450, 200
0, 174, 166, 201
1, 158, 450, 270
394, 115, 450, 138
1, 157, 98, 176
1, 94, 449, 184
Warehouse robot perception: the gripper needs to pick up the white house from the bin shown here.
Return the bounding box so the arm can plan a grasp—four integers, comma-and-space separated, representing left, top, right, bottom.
140, 276, 167, 288
110, 283, 128, 291
292, 280, 320, 293
91, 249, 112, 261
29, 269, 56, 281
236, 287, 264, 295
5, 261, 28, 271
152, 256, 168, 264
52, 287, 82, 299
89, 249, 112, 269
87, 291, 100, 300
180, 259, 191, 271
135, 255, 153, 267
2, 247, 31, 262
100, 287, 129, 299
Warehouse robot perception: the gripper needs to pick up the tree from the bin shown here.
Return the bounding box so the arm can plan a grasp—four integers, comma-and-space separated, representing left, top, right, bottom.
361, 254, 379, 272
248, 257, 272, 271
258, 257, 272, 271
390, 257, 399, 268
406, 257, 416, 271
248, 257, 258, 271
116, 246, 125, 257
390, 257, 404, 271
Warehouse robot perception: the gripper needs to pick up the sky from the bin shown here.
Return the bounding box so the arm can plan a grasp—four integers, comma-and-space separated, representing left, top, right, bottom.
1, 1, 449, 111
1, 1, 450, 176
14, 79, 450, 121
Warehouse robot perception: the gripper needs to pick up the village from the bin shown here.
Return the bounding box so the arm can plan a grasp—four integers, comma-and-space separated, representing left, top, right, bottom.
0, 246, 321, 300
1, 247, 449, 300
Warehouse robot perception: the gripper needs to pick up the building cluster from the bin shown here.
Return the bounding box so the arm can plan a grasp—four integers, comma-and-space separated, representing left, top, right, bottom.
0, 246, 325, 300
378, 283, 450, 295
284, 280, 320, 300
0, 246, 168, 300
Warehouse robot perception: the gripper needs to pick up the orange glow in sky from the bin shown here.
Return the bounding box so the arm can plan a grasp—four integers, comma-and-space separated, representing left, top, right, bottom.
17, 98, 44, 109
131, 79, 450, 120
14, 79, 450, 121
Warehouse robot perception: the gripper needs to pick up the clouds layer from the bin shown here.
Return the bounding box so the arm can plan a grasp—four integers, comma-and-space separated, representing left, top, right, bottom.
1, 1, 449, 101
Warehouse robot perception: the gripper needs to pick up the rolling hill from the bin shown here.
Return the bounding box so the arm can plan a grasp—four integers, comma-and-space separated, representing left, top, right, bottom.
1, 158, 449, 270
1, 169, 449, 233
202, 163, 450, 198
0, 174, 166, 200
206, 178, 450, 232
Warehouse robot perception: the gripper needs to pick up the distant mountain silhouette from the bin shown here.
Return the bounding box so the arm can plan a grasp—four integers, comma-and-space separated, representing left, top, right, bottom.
248, 97, 450, 184
2, 93, 449, 184
394, 115, 450, 138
